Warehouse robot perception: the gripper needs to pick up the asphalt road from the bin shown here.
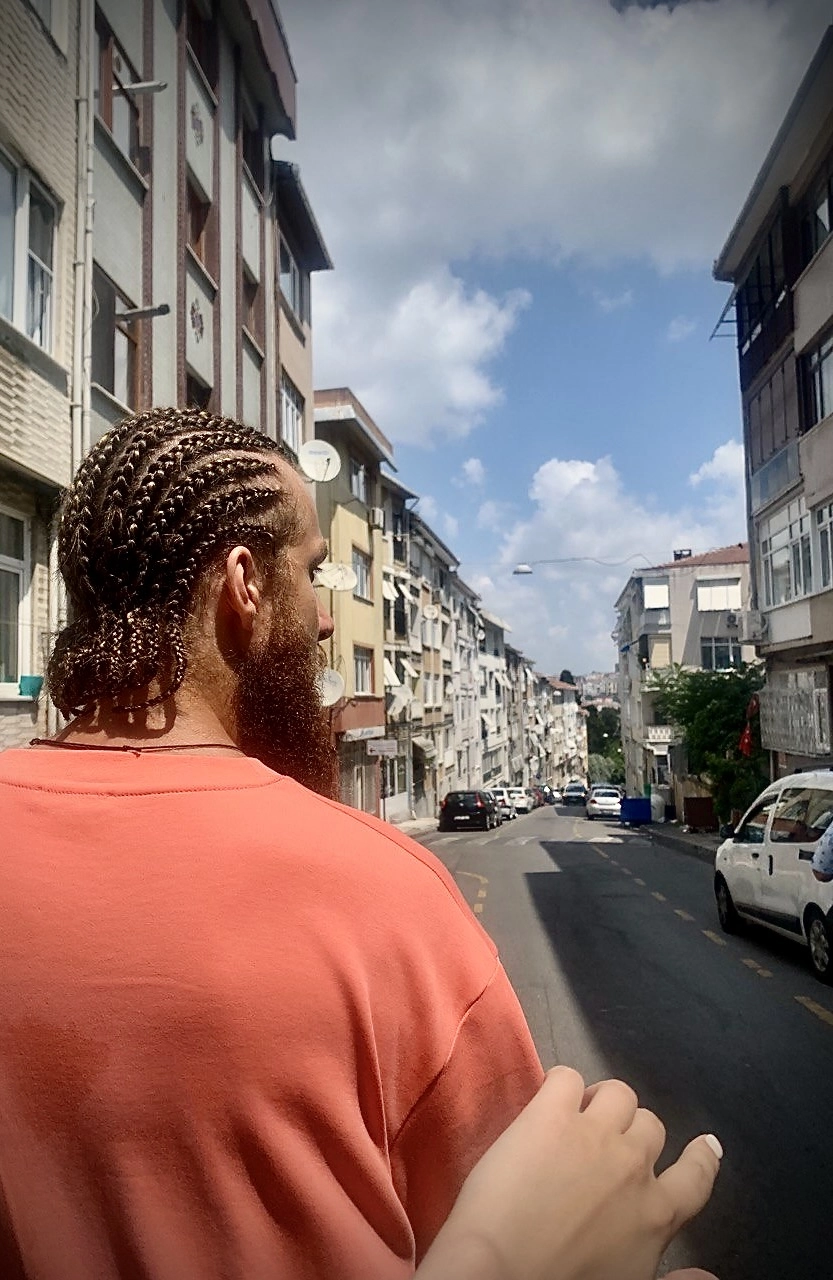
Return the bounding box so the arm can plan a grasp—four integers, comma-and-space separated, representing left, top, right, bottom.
420, 803, 833, 1280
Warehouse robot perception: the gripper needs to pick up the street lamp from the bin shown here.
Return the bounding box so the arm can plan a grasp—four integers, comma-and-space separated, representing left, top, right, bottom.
513, 553, 655, 575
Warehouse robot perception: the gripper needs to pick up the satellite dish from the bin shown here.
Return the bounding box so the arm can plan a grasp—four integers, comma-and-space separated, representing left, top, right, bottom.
423, 604, 439, 621
317, 668, 345, 707
298, 439, 341, 483
315, 562, 358, 592
476, 628, 486, 640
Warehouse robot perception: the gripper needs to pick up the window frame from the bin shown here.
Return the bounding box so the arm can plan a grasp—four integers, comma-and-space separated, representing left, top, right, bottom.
0, 149, 56, 354
759, 496, 813, 608
95, 11, 141, 168
280, 371, 304, 457
0, 506, 32, 698
349, 458, 368, 505
91, 262, 139, 409
801, 328, 833, 434
353, 645, 374, 696
699, 635, 743, 671
351, 546, 372, 602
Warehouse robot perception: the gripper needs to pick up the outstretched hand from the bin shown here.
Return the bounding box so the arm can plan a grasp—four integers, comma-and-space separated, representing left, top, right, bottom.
417, 1066, 721, 1280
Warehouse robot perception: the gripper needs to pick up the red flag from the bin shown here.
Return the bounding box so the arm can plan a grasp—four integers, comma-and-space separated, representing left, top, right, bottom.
738, 723, 753, 757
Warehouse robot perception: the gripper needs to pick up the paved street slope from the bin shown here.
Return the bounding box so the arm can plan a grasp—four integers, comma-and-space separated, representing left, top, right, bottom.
422, 805, 832, 1280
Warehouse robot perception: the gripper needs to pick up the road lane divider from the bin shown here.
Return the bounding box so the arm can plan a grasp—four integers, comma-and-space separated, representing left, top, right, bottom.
634, 877, 646, 886
674, 908, 695, 922
702, 929, 728, 947
651, 891, 667, 903
741, 957, 772, 978
795, 995, 833, 1028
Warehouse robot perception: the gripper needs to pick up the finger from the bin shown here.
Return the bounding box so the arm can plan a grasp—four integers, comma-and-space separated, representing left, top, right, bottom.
657, 1134, 722, 1233
537, 1065, 587, 1114
582, 1078, 639, 1132
627, 1106, 667, 1168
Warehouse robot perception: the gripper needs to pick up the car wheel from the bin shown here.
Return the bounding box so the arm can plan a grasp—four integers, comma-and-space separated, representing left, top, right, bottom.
806, 909, 833, 984
715, 875, 741, 934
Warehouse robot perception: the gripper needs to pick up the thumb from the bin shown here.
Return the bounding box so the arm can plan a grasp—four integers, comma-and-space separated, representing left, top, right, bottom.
663, 1273, 720, 1279
656, 1133, 722, 1234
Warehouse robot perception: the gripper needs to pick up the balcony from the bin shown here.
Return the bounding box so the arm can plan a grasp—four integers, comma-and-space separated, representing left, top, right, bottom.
644, 725, 674, 745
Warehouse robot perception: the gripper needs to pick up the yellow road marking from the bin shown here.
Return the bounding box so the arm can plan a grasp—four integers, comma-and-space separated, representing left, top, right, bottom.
796, 995, 833, 1027
674, 908, 695, 922
596, 849, 609, 859
473, 903, 484, 915
742, 958, 773, 978
457, 870, 489, 888
634, 877, 646, 886
477, 888, 487, 899
621, 867, 633, 876
703, 929, 727, 947
609, 859, 619, 867
652, 891, 667, 903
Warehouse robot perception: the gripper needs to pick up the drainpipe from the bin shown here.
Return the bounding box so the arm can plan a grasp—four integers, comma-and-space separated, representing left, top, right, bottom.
71, 0, 95, 475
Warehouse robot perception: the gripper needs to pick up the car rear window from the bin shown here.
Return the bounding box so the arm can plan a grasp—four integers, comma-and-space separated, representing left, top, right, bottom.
593, 789, 620, 798
447, 792, 477, 801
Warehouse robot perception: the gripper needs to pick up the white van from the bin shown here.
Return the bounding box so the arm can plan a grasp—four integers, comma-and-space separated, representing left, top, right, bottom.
714, 769, 833, 983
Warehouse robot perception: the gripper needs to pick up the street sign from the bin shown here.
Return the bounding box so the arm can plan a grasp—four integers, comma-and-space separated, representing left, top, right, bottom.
367, 739, 398, 757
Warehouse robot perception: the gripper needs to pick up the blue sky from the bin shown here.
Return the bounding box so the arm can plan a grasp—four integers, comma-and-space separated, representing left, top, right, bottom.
280, 0, 831, 673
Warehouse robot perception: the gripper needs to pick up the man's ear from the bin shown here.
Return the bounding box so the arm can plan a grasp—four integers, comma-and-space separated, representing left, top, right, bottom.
224, 546, 261, 632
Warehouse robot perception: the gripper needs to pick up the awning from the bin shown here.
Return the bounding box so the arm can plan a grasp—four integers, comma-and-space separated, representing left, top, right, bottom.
398, 583, 414, 602
383, 658, 401, 688
412, 734, 437, 758
400, 657, 419, 679
382, 580, 399, 602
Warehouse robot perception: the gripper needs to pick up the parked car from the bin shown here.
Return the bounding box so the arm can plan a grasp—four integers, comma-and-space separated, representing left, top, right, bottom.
562, 781, 588, 806
714, 770, 833, 983
483, 790, 504, 824
508, 786, 535, 814
438, 790, 500, 832
549, 787, 563, 804
490, 787, 518, 820
585, 786, 623, 821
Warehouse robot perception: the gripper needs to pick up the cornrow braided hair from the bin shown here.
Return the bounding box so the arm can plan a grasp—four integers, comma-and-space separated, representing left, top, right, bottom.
48, 406, 297, 717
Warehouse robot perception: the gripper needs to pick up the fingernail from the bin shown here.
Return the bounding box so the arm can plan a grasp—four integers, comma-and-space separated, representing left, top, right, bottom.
703, 1133, 723, 1160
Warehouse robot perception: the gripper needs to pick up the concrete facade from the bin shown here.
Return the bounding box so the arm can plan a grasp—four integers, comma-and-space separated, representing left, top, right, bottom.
714, 23, 833, 777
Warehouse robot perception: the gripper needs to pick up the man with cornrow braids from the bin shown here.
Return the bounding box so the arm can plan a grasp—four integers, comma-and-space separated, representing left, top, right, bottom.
0, 407, 720, 1280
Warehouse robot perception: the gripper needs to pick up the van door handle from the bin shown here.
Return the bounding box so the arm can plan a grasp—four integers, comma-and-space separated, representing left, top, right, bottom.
768, 855, 774, 875
798, 848, 816, 861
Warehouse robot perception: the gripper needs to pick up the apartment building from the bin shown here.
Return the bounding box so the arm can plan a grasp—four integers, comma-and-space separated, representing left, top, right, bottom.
313, 388, 390, 814
714, 24, 833, 776
1, 0, 79, 748
615, 546, 754, 794
478, 609, 510, 787
546, 678, 587, 787
449, 574, 483, 792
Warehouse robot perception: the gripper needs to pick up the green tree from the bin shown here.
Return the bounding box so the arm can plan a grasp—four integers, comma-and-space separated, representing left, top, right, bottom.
559, 669, 575, 686
646, 664, 768, 821
586, 705, 621, 756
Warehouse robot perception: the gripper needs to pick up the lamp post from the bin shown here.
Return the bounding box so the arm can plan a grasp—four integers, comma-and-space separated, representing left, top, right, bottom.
512, 553, 655, 575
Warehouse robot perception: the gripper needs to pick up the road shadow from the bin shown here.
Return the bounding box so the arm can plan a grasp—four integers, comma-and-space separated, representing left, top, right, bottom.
526, 839, 830, 1280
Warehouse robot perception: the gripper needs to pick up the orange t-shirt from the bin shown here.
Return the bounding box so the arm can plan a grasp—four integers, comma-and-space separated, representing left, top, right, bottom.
0, 750, 543, 1279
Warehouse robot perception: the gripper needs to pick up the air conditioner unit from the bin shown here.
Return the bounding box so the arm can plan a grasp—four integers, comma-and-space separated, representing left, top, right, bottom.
369, 507, 385, 531
740, 610, 769, 643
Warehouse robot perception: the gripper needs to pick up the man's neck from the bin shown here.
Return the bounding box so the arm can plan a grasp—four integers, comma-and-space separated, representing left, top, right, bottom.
49, 689, 241, 754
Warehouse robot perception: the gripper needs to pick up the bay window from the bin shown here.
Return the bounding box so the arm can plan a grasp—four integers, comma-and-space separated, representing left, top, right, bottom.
0, 150, 56, 353
760, 497, 812, 607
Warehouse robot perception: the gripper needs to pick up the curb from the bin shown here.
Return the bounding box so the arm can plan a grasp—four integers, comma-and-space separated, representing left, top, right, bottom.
647, 828, 717, 866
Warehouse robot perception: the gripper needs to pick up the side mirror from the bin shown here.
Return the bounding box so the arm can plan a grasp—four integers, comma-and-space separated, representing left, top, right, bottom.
719, 823, 735, 840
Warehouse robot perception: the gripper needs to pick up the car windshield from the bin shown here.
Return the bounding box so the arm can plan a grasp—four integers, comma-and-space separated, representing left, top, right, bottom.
593, 789, 620, 799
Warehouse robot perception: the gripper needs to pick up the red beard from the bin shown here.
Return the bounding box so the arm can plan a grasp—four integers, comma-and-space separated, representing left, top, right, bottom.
232, 605, 338, 800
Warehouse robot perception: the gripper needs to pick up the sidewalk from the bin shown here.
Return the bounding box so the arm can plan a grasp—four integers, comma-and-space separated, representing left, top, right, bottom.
389, 815, 438, 840
645, 823, 721, 865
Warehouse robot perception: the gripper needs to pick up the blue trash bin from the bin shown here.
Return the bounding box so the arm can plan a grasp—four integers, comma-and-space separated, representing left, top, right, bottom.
620, 796, 651, 826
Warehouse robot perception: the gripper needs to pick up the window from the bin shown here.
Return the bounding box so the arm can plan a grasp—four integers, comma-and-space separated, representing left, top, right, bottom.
352, 547, 372, 601
242, 272, 261, 344
354, 646, 373, 695
642, 579, 669, 609
95, 14, 140, 166
0, 153, 56, 352
185, 372, 211, 410
0, 510, 27, 689
280, 372, 303, 455
760, 497, 812, 608
241, 93, 264, 191
770, 787, 833, 845
800, 149, 833, 267
801, 329, 833, 433
700, 636, 742, 670
279, 237, 306, 322
349, 458, 368, 504
91, 263, 138, 407
816, 501, 833, 591
735, 795, 778, 844
736, 221, 786, 356
696, 579, 742, 612
186, 0, 218, 88
187, 180, 211, 267
29, 0, 53, 25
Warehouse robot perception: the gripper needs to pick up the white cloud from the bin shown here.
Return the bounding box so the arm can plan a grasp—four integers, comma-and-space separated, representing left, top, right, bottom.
418, 495, 439, 523
462, 457, 486, 486
464, 440, 748, 673
666, 315, 698, 342
443, 513, 460, 539
594, 288, 634, 313
477, 498, 514, 531
282, 0, 828, 443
